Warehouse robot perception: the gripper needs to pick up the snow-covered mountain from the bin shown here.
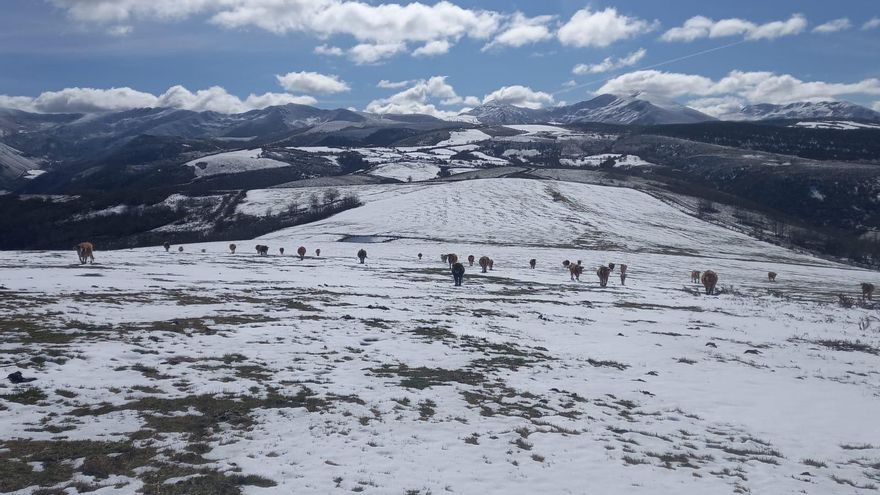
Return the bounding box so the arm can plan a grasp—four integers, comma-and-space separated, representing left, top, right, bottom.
464, 94, 716, 125
736, 101, 880, 121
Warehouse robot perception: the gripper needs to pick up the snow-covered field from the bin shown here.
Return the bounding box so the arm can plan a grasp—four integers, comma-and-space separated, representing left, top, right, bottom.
185, 149, 290, 177
2, 178, 880, 494
794, 121, 880, 130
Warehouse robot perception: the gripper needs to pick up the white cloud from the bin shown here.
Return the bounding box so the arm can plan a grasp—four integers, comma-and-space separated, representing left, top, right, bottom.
482, 85, 554, 109
377, 79, 412, 89
365, 76, 479, 118
0, 85, 317, 114
314, 44, 344, 56
597, 69, 880, 113
685, 96, 747, 119
558, 7, 656, 48
661, 14, 807, 42
107, 25, 133, 36
412, 40, 452, 57
573, 48, 646, 75
813, 18, 851, 34
864, 17, 880, 30
275, 71, 350, 94
483, 13, 554, 50
873, 101, 880, 112
348, 42, 407, 64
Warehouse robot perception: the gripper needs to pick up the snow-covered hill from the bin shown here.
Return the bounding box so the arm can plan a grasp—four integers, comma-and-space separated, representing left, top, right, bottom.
737, 101, 880, 121
1, 178, 879, 494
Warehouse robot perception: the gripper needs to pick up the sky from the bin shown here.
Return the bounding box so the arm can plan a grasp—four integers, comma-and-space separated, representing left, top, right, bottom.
0, 0, 878, 118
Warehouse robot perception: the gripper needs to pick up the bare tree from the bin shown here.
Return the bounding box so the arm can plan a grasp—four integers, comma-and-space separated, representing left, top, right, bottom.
323, 188, 340, 205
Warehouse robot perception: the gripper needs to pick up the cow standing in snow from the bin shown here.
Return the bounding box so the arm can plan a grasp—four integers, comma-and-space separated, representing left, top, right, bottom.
862, 282, 875, 301
596, 265, 611, 287
479, 256, 490, 273
619, 264, 628, 285
691, 270, 701, 283
357, 249, 368, 264
75, 242, 94, 264
229, 243, 237, 254
297, 246, 307, 260
701, 270, 719, 295
451, 262, 465, 286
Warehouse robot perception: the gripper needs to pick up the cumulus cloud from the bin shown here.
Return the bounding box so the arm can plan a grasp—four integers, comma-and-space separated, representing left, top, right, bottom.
813, 18, 851, 34
107, 25, 133, 36
661, 14, 807, 42
365, 76, 479, 118
348, 42, 407, 64
0, 85, 317, 114
483, 13, 554, 50
573, 48, 646, 75
275, 71, 350, 94
314, 44, 344, 56
377, 79, 412, 89
482, 85, 554, 109
597, 69, 880, 116
412, 40, 452, 57
558, 7, 656, 48
864, 18, 880, 30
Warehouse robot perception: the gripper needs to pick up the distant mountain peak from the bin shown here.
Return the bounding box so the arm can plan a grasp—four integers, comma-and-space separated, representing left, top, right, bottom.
736, 100, 880, 121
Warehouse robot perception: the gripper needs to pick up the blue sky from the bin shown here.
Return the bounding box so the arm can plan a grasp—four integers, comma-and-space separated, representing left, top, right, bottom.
1, 0, 878, 117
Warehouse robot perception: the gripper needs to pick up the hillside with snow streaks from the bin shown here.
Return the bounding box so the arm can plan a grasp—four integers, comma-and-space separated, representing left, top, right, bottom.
185, 148, 290, 177
1, 178, 879, 494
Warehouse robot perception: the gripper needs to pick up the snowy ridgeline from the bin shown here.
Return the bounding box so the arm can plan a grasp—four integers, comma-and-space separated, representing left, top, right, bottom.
1, 178, 879, 494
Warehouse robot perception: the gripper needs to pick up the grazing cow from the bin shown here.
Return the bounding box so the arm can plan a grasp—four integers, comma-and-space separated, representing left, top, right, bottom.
529, 258, 536, 269
691, 270, 701, 283
448, 254, 459, 266
862, 282, 875, 301
357, 249, 368, 264
178, 246, 184, 253
163, 241, 171, 252
297, 246, 307, 260
279, 247, 285, 255
701, 270, 719, 295
451, 262, 465, 286
620, 264, 628, 285
488, 259, 494, 271
75, 242, 94, 264
479, 256, 490, 273
441, 254, 448, 263
418, 252, 422, 260
570, 263, 584, 281
255, 245, 269, 256
562, 260, 571, 268
596, 265, 611, 287
316, 249, 321, 257
229, 243, 237, 254
468, 255, 475, 266
768, 271, 777, 282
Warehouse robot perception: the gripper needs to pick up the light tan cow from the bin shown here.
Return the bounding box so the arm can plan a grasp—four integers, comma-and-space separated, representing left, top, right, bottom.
701, 270, 719, 295
75, 242, 94, 264
479, 256, 490, 273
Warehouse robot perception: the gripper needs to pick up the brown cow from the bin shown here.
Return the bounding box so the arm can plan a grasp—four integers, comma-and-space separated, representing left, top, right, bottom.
569, 263, 584, 281
448, 254, 459, 266
316, 248, 321, 257
562, 260, 571, 268
479, 256, 490, 273
75, 242, 94, 264
488, 259, 494, 271
701, 270, 719, 295
862, 282, 875, 301
619, 264, 628, 285
255, 245, 269, 256
529, 258, 536, 269
297, 246, 307, 260
229, 243, 237, 254
768, 271, 777, 282
467, 255, 475, 266
279, 247, 285, 255
691, 270, 701, 283
163, 241, 171, 252
596, 265, 611, 287
357, 249, 367, 264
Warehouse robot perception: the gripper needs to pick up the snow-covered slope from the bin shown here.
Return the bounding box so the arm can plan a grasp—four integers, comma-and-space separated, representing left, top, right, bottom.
0, 142, 42, 186
1, 178, 878, 494
184, 148, 290, 177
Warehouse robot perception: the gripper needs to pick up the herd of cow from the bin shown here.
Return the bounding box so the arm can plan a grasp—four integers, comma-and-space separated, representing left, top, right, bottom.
73, 241, 876, 300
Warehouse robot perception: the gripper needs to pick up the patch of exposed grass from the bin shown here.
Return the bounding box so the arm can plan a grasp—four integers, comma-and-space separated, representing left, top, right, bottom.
371, 364, 484, 389
1, 387, 48, 405
587, 358, 629, 370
